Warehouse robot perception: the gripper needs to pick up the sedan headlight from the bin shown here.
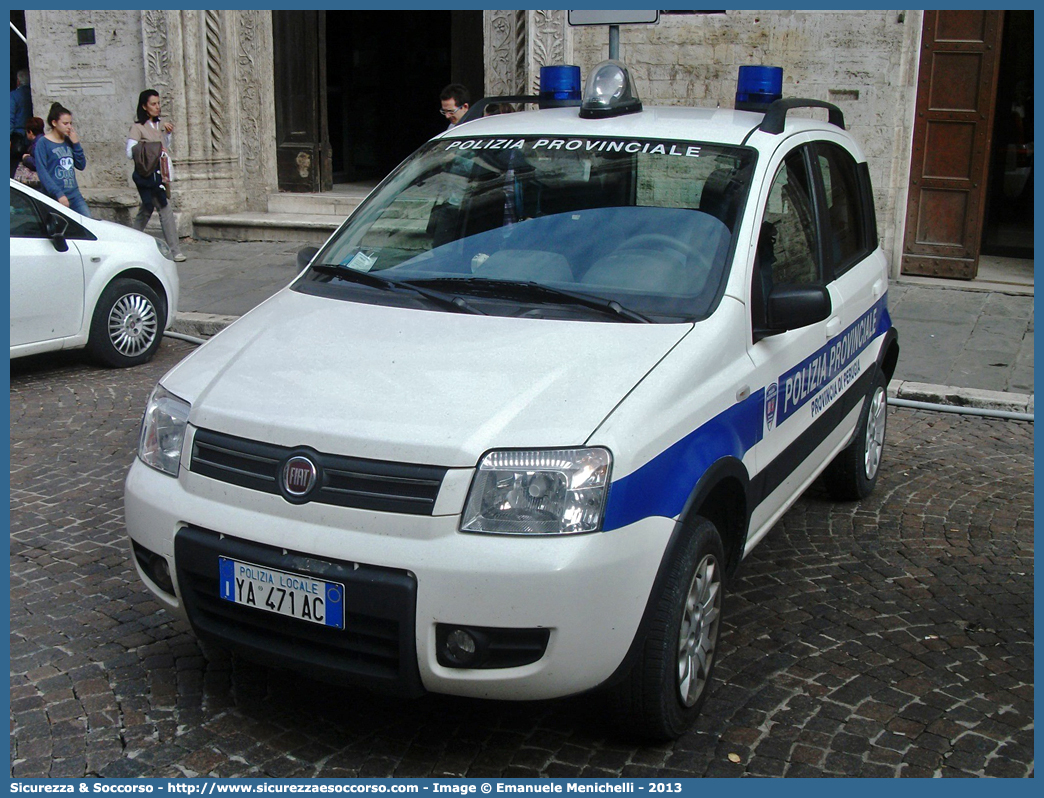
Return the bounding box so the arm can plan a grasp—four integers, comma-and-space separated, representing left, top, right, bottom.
138, 384, 190, 477
154, 236, 173, 261
461, 448, 612, 535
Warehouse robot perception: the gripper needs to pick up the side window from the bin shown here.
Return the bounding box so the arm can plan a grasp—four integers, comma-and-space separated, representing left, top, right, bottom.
758, 149, 820, 287
10, 190, 45, 238
814, 143, 867, 275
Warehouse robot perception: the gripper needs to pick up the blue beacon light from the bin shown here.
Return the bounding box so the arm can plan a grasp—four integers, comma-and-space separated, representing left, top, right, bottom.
539, 65, 582, 107
735, 65, 783, 112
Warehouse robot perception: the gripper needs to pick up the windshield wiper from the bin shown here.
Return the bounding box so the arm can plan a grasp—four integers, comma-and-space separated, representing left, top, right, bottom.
405, 277, 652, 323
309, 263, 485, 315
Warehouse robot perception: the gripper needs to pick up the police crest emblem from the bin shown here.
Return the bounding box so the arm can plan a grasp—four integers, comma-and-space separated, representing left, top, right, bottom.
765, 381, 778, 431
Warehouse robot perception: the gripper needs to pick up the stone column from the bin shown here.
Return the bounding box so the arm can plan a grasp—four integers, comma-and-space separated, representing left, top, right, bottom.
484, 10, 571, 98
525, 10, 570, 93
141, 10, 277, 223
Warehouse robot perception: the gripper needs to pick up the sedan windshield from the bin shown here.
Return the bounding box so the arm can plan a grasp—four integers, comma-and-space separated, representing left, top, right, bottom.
300, 135, 755, 321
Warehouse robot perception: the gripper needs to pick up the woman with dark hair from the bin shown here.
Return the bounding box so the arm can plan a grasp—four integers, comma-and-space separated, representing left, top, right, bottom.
34, 102, 90, 216
126, 89, 185, 261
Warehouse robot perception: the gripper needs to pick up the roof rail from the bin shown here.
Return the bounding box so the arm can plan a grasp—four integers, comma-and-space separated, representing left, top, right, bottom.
459, 95, 581, 125
758, 98, 845, 135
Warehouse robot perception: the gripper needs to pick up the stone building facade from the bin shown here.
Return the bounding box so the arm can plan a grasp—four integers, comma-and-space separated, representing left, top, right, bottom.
19, 10, 939, 276
22, 10, 277, 230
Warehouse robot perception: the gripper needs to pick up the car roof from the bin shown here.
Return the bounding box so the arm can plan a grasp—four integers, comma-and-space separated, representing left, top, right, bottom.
439, 105, 850, 149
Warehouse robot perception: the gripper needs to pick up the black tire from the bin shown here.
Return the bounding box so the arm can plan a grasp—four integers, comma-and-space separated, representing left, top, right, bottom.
609, 516, 725, 740
87, 278, 165, 368
823, 371, 888, 500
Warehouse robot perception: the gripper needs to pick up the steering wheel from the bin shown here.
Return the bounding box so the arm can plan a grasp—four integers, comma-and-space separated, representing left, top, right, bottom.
616, 233, 695, 258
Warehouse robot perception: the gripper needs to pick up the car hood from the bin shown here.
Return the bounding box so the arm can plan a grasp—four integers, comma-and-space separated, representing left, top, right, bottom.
161, 289, 691, 466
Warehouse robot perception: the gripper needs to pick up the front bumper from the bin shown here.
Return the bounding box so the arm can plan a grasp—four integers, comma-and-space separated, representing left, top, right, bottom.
125, 458, 673, 701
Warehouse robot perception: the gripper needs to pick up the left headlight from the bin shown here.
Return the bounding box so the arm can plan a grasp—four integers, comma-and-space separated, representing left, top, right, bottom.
154, 236, 173, 261
461, 448, 612, 535
138, 384, 191, 477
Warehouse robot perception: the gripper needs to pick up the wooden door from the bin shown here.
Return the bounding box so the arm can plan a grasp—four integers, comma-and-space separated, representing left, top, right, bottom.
273, 11, 332, 192
901, 11, 1003, 278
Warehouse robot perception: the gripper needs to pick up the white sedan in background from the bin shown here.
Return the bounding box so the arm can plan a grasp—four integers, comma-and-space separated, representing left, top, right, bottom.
9, 179, 180, 367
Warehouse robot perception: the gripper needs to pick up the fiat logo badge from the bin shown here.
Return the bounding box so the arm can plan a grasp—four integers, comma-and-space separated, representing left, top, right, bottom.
282, 455, 318, 497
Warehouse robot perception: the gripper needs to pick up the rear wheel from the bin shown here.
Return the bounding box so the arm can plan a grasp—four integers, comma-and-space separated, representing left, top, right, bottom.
609, 516, 724, 740
823, 371, 888, 500
87, 278, 165, 367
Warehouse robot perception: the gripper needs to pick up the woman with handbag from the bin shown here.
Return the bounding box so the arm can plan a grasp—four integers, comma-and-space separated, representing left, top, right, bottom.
127, 89, 186, 261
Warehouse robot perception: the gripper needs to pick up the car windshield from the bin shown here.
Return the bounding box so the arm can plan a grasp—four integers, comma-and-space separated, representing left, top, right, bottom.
299, 135, 755, 322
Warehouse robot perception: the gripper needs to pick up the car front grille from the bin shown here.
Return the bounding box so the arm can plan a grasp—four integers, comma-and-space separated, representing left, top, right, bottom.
189, 427, 446, 515
175, 525, 424, 696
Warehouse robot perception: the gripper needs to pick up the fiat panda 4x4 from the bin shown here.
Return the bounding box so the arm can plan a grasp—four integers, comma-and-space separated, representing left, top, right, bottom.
126, 62, 898, 739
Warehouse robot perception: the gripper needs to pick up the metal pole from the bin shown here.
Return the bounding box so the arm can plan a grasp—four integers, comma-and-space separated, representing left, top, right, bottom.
609, 25, 619, 60
11, 20, 27, 45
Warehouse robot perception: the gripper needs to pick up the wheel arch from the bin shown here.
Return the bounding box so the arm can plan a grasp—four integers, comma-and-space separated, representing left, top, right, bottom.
878, 327, 899, 381
678, 457, 751, 583
109, 267, 170, 322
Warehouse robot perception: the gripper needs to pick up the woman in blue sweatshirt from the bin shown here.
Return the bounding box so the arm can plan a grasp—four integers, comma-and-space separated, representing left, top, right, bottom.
35, 102, 90, 217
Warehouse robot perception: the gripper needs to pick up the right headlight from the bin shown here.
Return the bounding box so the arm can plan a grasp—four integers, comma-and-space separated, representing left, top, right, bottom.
138, 384, 190, 477
154, 236, 173, 261
461, 448, 612, 535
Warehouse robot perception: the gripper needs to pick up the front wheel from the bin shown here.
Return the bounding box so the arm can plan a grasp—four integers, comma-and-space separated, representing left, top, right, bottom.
87, 279, 166, 368
608, 516, 724, 740
823, 371, 888, 500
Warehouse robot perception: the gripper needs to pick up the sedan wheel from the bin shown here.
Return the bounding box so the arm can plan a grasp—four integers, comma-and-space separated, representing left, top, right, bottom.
108, 291, 159, 359
87, 278, 166, 368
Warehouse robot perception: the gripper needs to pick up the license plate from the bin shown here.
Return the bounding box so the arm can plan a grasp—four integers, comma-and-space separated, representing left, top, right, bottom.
218, 557, 345, 630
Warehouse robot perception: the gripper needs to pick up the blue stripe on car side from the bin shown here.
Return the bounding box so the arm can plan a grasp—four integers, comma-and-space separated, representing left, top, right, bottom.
601, 389, 765, 531
601, 295, 892, 532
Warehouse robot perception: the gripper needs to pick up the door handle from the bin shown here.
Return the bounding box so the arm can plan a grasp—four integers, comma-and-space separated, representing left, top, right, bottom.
872, 278, 885, 297
826, 317, 841, 338
736, 385, 750, 402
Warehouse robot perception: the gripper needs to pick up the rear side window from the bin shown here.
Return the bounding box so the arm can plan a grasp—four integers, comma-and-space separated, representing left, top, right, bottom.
814, 143, 869, 277
10, 190, 45, 238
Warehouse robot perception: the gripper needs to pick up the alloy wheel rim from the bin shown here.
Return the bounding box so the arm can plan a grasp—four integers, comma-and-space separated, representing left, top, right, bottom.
108, 294, 158, 357
677, 553, 722, 707
864, 386, 887, 480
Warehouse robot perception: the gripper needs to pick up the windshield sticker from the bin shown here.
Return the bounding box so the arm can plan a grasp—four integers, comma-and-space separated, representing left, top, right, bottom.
341, 250, 377, 272
443, 138, 703, 158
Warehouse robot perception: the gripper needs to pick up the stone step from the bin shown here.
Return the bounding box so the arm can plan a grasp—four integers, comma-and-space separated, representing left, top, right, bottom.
192, 185, 379, 243
267, 190, 369, 216
192, 212, 343, 244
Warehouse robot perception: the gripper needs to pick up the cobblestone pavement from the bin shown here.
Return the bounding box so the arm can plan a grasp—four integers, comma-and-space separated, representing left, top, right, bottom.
10, 342, 1034, 778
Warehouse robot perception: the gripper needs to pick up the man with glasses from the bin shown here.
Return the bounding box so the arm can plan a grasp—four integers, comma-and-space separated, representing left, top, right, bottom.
439, 84, 470, 129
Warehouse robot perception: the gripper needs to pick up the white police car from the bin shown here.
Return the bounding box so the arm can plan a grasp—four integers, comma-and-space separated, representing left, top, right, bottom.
125, 62, 898, 739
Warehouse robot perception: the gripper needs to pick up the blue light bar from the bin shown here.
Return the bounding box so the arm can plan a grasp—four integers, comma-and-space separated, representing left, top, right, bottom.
539, 65, 582, 107
736, 65, 784, 112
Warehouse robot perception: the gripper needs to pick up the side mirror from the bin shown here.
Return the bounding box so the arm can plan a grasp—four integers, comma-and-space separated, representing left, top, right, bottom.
758, 283, 831, 337
297, 246, 320, 270
45, 213, 70, 253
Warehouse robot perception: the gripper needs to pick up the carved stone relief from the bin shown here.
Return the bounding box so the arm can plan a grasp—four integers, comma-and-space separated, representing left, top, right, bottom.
138, 10, 276, 214
234, 11, 278, 204
141, 10, 173, 100
527, 10, 569, 93
485, 10, 571, 98
204, 10, 225, 155
484, 10, 525, 97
